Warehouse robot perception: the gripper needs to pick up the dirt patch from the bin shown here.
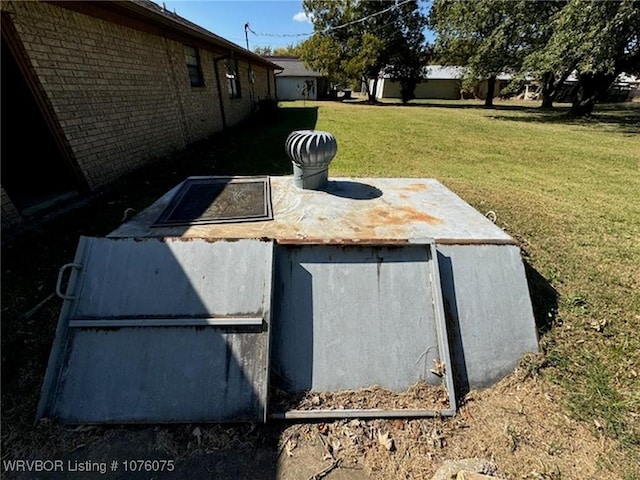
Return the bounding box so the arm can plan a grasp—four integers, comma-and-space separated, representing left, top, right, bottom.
276, 368, 632, 479
272, 381, 450, 412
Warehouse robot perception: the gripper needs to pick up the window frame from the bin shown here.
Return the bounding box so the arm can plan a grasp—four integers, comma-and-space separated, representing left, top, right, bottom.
184, 45, 204, 88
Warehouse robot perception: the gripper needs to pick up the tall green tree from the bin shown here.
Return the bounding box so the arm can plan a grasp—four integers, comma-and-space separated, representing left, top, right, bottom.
429, 0, 538, 108
508, 2, 567, 108
299, 0, 428, 103
524, 0, 640, 115
429, 0, 639, 114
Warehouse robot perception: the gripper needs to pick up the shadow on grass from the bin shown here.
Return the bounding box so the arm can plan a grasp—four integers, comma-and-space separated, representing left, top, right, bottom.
169, 106, 319, 177
381, 101, 539, 112
211, 106, 319, 176
342, 98, 542, 112
490, 103, 640, 135
2, 106, 319, 241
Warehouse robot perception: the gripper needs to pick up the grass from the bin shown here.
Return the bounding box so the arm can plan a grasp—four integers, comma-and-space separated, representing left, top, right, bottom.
318, 99, 640, 449
317, 99, 640, 455
2, 99, 639, 477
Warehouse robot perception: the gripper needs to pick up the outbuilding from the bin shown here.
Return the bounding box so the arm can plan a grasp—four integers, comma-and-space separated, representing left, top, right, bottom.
265, 56, 326, 101
372, 65, 511, 101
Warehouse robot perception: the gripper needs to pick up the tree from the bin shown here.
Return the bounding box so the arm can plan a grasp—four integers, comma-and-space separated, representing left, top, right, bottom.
507, 2, 567, 108
253, 46, 273, 56
383, 3, 430, 103
253, 44, 302, 57
523, 0, 640, 115
429, 0, 538, 108
428, 0, 639, 114
274, 43, 303, 57
299, 0, 428, 103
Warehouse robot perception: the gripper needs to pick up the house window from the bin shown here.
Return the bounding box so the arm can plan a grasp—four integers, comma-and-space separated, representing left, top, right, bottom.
226, 59, 241, 98
184, 45, 204, 87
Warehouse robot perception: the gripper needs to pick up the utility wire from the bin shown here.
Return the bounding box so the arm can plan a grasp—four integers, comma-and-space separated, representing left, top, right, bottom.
323, 0, 413, 32
250, 0, 414, 38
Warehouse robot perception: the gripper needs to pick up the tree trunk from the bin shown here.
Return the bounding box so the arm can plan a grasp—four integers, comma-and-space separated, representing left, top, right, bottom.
367, 76, 378, 104
541, 95, 554, 109
540, 69, 574, 109
484, 75, 496, 108
400, 77, 418, 104
540, 72, 555, 109
570, 72, 616, 116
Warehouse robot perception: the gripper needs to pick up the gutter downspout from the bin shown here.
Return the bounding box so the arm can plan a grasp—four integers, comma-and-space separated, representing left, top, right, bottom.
213, 54, 229, 129
274, 68, 284, 101
248, 60, 255, 109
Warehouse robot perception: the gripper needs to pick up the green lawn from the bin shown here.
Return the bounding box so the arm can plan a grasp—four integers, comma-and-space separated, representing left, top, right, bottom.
226, 99, 638, 458
308, 99, 640, 455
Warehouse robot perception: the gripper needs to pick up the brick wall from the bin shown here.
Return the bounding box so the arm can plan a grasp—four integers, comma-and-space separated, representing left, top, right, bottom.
175, 47, 225, 144
213, 60, 274, 127
218, 60, 252, 127
1, 1, 275, 230
8, 1, 185, 188
1, 187, 23, 229
5, 1, 273, 192
252, 64, 273, 101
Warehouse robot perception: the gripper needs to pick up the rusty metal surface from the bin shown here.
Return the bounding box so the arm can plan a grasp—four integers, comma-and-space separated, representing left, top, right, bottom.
153, 176, 272, 226
37, 237, 274, 423
109, 177, 516, 245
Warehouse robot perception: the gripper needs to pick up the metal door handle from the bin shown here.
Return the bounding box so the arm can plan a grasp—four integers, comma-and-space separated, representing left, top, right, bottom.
56, 263, 83, 300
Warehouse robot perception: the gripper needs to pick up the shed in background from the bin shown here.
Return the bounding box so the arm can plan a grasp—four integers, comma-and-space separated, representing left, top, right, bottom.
266, 56, 327, 101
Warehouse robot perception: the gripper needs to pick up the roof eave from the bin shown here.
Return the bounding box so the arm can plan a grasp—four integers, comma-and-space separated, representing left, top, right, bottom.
47, 0, 281, 70
121, 2, 281, 68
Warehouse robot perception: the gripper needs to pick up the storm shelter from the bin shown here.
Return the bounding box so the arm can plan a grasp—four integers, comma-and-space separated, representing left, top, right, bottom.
38, 176, 538, 423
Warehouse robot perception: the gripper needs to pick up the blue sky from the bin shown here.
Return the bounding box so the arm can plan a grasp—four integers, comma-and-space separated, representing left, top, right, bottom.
158, 1, 433, 51
159, 1, 318, 50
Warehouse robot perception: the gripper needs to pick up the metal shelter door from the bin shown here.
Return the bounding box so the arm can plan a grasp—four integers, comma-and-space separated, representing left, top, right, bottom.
271, 241, 456, 417
37, 237, 274, 423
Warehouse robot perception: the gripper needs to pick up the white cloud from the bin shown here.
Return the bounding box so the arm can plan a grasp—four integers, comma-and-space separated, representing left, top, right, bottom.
292, 11, 312, 23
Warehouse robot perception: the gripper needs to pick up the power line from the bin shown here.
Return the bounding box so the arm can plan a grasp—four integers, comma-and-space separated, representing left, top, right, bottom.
253, 31, 311, 39
324, 0, 413, 32
250, 0, 414, 39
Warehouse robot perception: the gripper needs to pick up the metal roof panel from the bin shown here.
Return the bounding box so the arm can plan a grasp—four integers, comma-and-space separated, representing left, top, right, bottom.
110, 177, 515, 246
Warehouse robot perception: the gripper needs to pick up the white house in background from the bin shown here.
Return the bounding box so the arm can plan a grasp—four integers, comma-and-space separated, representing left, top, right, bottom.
374, 66, 640, 102
265, 56, 325, 101
561, 71, 640, 102
372, 65, 512, 100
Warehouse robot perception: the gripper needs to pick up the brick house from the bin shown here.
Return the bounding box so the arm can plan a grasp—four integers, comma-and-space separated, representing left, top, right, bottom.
1, 0, 279, 230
